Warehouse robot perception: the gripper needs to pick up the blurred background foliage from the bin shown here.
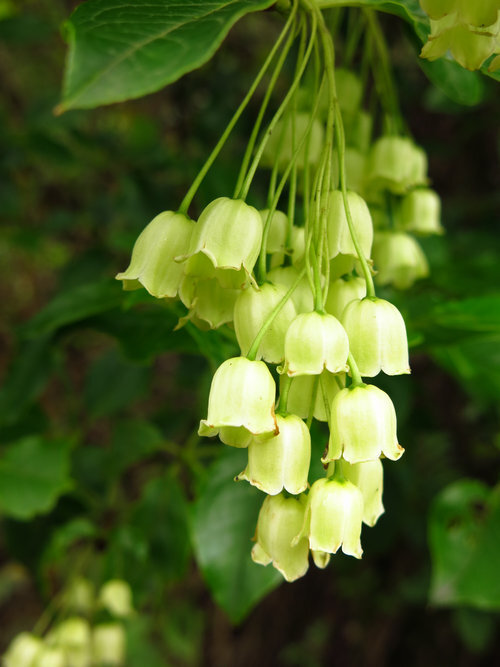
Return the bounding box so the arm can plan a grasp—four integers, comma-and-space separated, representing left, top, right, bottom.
0, 0, 499, 664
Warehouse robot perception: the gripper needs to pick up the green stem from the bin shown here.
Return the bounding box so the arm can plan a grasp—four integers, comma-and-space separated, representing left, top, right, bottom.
247, 267, 306, 361
178, 4, 298, 215
277, 374, 292, 416
347, 352, 364, 387
238, 7, 318, 201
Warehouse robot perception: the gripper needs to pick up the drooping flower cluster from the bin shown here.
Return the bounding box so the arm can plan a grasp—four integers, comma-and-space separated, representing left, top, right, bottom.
3, 579, 132, 666
115, 2, 444, 582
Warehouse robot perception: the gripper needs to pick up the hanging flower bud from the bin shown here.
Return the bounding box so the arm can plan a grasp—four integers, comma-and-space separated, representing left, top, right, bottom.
46, 617, 92, 667
268, 266, 315, 314
237, 413, 310, 495
4, 632, 44, 667
234, 283, 297, 363
326, 190, 373, 260
287, 371, 344, 422
180, 197, 262, 282
325, 275, 367, 319
284, 312, 349, 376
365, 136, 428, 195
260, 209, 288, 254
372, 231, 429, 289
339, 459, 385, 526
98, 580, 134, 617
300, 477, 363, 558
324, 384, 404, 463
92, 624, 126, 666
341, 297, 410, 376
115, 211, 194, 298
199, 357, 277, 444
252, 493, 309, 582
400, 188, 444, 235
179, 276, 239, 329
261, 112, 324, 171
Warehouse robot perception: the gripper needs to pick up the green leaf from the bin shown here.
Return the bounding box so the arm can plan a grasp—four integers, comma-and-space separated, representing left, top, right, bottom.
190, 448, 282, 623
429, 480, 500, 609
0, 437, 73, 519
317, 0, 429, 41
0, 336, 55, 428
21, 280, 123, 338
419, 57, 485, 106
109, 418, 165, 477
84, 347, 151, 418
430, 296, 500, 335
59, 0, 275, 111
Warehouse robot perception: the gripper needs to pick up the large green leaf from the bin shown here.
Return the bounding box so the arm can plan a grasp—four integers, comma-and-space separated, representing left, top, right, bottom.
0, 437, 73, 519
21, 280, 123, 338
418, 57, 485, 107
59, 0, 275, 111
430, 296, 500, 335
429, 480, 500, 609
190, 448, 282, 623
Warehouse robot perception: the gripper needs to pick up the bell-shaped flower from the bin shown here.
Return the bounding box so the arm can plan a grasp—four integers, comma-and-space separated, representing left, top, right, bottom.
326, 190, 373, 260
331, 148, 368, 194
344, 109, 373, 153
400, 188, 443, 235
365, 136, 428, 196
299, 477, 363, 558
234, 282, 297, 363
115, 211, 194, 298
98, 580, 134, 618
339, 459, 385, 526
372, 231, 429, 289
341, 297, 410, 376
260, 209, 288, 254
252, 493, 309, 582
4, 632, 44, 667
261, 112, 324, 171
325, 275, 367, 319
334, 68, 363, 114
179, 276, 239, 329
199, 357, 277, 444
324, 384, 404, 463
236, 413, 310, 495
34, 646, 67, 667
284, 312, 349, 376
329, 254, 355, 280
64, 577, 95, 615
92, 624, 126, 666
46, 617, 92, 667
287, 371, 344, 422
180, 197, 262, 282
268, 265, 314, 314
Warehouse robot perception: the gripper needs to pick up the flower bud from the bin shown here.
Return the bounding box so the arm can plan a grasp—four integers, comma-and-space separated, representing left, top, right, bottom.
372, 231, 429, 289
199, 357, 277, 444
252, 493, 309, 582
46, 617, 91, 667
4, 632, 43, 667
325, 275, 367, 319
324, 384, 404, 463
115, 211, 193, 298
339, 459, 385, 526
284, 312, 349, 376
181, 197, 262, 280
92, 624, 126, 666
261, 112, 324, 171
326, 190, 373, 260
287, 371, 344, 422
366, 136, 427, 195
237, 413, 310, 495
99, 580, 134, 618
64, 577, 94, 615
268, 266, 314, 314
400, 188, 443, 235
35, 647, 67, 667
341, 297, 410, 376
234, 283, 297, 363
301, 477, 363, 558
260, 209, 288, 254
179, 276, 239, 329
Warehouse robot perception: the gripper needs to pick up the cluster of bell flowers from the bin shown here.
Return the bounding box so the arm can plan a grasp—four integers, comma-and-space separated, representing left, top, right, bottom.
114, 60, 442, 580
419, 0, 500, 70
3, 579, 132, 667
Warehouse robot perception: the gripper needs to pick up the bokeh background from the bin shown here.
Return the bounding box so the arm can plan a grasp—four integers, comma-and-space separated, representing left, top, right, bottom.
1, 1, 499, 665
